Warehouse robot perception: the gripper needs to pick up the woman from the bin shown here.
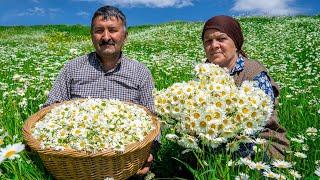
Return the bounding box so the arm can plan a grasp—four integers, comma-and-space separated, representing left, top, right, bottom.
202, 15, 289, 159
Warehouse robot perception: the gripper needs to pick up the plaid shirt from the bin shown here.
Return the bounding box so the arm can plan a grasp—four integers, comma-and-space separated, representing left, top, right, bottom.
43, 52, 155, 113
230, 56, 275, 102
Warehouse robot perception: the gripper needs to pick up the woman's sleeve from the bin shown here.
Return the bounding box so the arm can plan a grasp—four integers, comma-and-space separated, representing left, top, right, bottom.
253, 71, 275, 102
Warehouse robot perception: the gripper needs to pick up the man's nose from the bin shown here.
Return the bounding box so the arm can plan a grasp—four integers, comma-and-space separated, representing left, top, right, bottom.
102, 30, 111, 39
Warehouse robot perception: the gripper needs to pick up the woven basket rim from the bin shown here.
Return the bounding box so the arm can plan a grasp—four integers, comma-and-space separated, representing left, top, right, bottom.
23, 99, 160, 158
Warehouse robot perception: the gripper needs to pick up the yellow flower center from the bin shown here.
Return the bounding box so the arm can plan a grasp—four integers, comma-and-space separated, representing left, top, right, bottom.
218, 124, 224, 130
191, 122, 196, 128
239, 99, 244, 105
5, 150, 16, 158
75, 129, 81, 135
242, 108, 249, 114
215, 102, 222, 108
199, 97, 204, 103
193, 112, 201, 119
247, 122, 253, 128
208, 129, 215, 135
200, 121, 207, 128
244, 87, 250, 93
262, 100, 267, 107
93, 114, 98, 120
205, 115, 212, 121
199, 67, 206, 73
80, 141, 86, 148
226, 99, 232, 105
236, 114, 242, 122
214, 112, 221, 119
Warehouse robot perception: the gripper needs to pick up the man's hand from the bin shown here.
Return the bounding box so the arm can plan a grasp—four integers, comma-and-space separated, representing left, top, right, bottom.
136, 154, 153, 176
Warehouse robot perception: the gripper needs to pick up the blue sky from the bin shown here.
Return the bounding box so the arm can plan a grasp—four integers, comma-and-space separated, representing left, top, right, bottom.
0, 0, 319, 27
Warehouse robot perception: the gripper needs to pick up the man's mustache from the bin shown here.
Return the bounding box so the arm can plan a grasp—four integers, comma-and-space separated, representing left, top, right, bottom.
99, 39, 115, 46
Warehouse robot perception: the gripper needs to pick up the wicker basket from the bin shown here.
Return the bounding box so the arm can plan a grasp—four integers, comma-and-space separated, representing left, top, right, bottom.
23, 101, 160, 180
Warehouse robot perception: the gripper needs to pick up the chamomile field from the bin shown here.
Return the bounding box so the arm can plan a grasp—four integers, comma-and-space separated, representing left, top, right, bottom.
0, 16, 319, 179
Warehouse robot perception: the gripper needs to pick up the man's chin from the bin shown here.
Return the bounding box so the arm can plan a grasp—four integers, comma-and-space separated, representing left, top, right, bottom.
97, 50, 117, 57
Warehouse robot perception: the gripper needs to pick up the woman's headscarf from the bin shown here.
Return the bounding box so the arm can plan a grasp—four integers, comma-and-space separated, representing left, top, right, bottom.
202, 15, 247, 57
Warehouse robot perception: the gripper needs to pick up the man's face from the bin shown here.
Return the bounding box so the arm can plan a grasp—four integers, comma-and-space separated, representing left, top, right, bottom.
203, 29, 238, 70
91, 16, 127, 59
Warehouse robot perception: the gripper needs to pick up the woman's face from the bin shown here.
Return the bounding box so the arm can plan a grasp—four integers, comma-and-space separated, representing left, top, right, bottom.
203, 29, 238, 70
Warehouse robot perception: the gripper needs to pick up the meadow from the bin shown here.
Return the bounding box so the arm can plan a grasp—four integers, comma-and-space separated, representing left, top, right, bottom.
0, 15, 319, 179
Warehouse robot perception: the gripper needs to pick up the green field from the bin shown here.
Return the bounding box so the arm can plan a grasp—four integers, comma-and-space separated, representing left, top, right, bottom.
0, 16, 319, 179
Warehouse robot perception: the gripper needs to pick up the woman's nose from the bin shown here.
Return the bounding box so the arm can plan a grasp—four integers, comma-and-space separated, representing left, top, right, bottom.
212, 39, 219, 49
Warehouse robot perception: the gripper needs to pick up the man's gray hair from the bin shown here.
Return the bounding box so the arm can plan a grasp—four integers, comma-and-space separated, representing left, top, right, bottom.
91, 6, 127, 32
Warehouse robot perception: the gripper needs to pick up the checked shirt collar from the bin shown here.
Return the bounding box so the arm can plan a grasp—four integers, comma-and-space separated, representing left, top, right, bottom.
92, 52, 124, 74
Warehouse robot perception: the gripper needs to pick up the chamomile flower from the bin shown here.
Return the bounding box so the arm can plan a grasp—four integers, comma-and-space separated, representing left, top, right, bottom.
235, 172, 249, 180
255, 138, 267, 145
252, 161, 270, 170
227, 160, 235, 167
0, 143, 25, 162
315, 166, 320, 177
289, 170, 302, 179
294, 152, 307, 159
306, 127, 317, 137
277, 174, 287, 180
272, 160, 293, 169
166, 134, 179, 141
238, 157, 254, 167
226, 141, 240, 152
263, 171, 280, 179
290, 137, 304, 144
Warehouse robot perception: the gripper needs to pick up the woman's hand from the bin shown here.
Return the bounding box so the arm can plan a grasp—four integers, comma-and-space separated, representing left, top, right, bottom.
136, 154, 153, 175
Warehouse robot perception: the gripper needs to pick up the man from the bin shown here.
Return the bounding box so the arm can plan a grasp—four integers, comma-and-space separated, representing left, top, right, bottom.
44, 5, 155, 176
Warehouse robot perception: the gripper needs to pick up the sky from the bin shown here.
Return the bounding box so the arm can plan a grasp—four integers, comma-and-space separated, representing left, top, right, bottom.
0, 0, 319, 27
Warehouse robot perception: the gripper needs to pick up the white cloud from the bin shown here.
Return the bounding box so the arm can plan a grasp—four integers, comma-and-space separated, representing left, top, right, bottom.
231, 0, 299, 16
17, 7, 45, 16
74, 0, 194, 8
17, 7, 61, 16
76, 11, 89, 17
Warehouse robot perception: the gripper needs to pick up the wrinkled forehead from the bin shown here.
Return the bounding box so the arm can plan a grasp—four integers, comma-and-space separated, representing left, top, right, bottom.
91, 16, 124, 28
203, 29, 228, 39
93, 15, 123, 23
